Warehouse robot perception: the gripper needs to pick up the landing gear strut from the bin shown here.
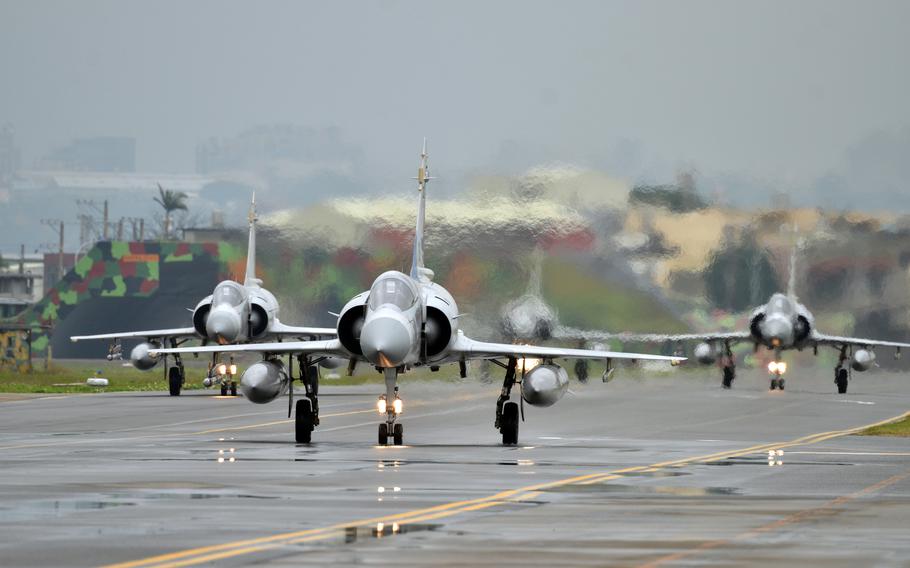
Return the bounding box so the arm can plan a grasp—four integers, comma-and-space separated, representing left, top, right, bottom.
720, 341, 735, 389
494, 358, 519, 445
294, 355, 320, 443
835, 346, 849, 394
377, 367, 403, 446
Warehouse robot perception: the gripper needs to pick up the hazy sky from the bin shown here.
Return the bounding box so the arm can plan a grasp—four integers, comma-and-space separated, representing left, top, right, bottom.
2, 0, 909, 202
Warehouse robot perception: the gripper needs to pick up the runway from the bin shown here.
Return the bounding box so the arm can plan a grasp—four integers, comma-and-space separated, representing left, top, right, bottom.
0, 367, 908, 567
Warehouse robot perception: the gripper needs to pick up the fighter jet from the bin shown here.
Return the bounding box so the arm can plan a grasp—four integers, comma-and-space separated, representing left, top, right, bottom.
150, 141, 685, 445
559, 249, 910, 393
70, 195, 336, 396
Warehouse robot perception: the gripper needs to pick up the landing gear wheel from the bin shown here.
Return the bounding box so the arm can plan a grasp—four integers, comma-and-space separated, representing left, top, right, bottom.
378, 423, 389, 446
168, 366, 182, 396
722, 366, 735, 389
295, 399, 314, 443
230, 382, 237, 397
220, 383, 228, 396
778, 379, 785, 390
393, 423, 404, 446
501, 401, 519, 445
770, 378, 779, 390
835, 368, 848, 394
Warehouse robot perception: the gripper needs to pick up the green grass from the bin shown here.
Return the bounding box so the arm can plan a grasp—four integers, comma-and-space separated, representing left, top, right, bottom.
857, 414, 910, 437
0, 359, 470, 394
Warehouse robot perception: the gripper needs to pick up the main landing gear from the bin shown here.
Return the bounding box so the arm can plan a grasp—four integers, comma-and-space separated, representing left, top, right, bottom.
835, 346, 849, 394
166, 341, 186, 396
377, 367, 403, 446
494, 358, 520, 445
294, 355, 321, 444
720, 341, 735, 389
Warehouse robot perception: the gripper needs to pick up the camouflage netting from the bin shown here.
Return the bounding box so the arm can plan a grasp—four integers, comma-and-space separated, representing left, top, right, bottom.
4, 241, 244, 358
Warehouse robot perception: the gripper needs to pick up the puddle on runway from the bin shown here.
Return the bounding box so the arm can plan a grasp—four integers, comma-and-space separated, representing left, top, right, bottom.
545, 484, 740, 496
615, 470, 689, 478
0, 491, 281, 522
0, 499, 136, 521
342, 523, 441, 543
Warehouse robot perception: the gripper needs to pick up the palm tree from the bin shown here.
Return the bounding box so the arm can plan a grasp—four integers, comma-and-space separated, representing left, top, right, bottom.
153, 184, 189, 239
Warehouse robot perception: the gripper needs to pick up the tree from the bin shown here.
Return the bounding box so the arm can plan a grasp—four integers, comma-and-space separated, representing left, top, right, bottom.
153, 184, 189, 239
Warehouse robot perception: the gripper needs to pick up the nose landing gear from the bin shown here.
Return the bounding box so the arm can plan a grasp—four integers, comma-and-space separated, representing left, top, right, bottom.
377, 368, 404, 446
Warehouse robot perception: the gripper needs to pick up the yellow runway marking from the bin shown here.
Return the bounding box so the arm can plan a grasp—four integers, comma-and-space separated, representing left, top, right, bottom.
101, 410, 910, 568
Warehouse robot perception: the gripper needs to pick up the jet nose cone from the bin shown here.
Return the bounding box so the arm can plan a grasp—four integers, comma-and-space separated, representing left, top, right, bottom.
206, 309, 242, 344
762, 317, 794, 348
360, 312, 412, 367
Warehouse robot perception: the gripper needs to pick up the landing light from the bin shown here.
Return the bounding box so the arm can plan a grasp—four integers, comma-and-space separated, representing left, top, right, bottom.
517, 355, 540, 373
767, 361, 788, 374
229, 364, 237, 376
377, 398, 387, 414
393, 398, 403, 415
217, 363, 227, 375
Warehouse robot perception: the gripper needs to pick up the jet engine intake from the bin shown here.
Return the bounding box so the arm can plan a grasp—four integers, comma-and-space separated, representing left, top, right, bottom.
240, 359, 289, 404
248, 301, 270, 338
192, 300, 212, 338
851, 349, 876, 372
130, 342, 161, 371
749, 312, 765, 342
521, 364, 569, 407
337, 303, 366, 356
693, 342, 717, 365
794, 315, 811, 344
424, 306, 453, 357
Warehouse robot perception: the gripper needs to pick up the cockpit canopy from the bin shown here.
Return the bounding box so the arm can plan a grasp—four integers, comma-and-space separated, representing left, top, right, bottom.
368, 272, 418, 311
767, 293, 795, 316
213, 281, 246, 308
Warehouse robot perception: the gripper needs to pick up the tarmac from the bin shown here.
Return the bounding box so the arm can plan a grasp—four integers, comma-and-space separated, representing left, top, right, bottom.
0, 365, 908, 567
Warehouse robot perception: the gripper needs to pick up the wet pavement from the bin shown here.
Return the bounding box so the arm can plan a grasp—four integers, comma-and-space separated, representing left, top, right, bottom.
0, 367, 908, 567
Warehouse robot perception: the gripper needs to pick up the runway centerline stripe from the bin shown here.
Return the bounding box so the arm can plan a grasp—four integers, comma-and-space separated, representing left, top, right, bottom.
100, 410, 910, 568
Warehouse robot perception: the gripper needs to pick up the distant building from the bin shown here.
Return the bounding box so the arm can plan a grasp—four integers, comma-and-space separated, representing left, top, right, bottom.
40, 137, 136, 172
0, 253, 42, 318
43, 253, 76, 289
195, 124, 360, 175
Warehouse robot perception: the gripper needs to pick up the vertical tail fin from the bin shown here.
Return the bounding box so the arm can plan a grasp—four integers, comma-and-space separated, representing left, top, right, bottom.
244, 192, 261, 287
787, 224, 799, 299
410, 139, 432, 281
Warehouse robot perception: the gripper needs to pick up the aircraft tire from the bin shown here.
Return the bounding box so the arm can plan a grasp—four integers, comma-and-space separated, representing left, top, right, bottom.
168, 367, 182, 396
501, 401, 519, 445
393, 423, 403, 446
778, 379, 785, 391
836, 369, 848, 394
722, 367, 735, 389
378, 423, 389, 446
230, 382, 237, 397
295, 399, 313, 443
220, 384, 228, 396
770, 379, 778, 390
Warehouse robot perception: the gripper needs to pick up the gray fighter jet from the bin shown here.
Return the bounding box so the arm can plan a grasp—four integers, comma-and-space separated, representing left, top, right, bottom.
556, 251, 910, 393
150, 141, 685, 445
70, 195, 336, 396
